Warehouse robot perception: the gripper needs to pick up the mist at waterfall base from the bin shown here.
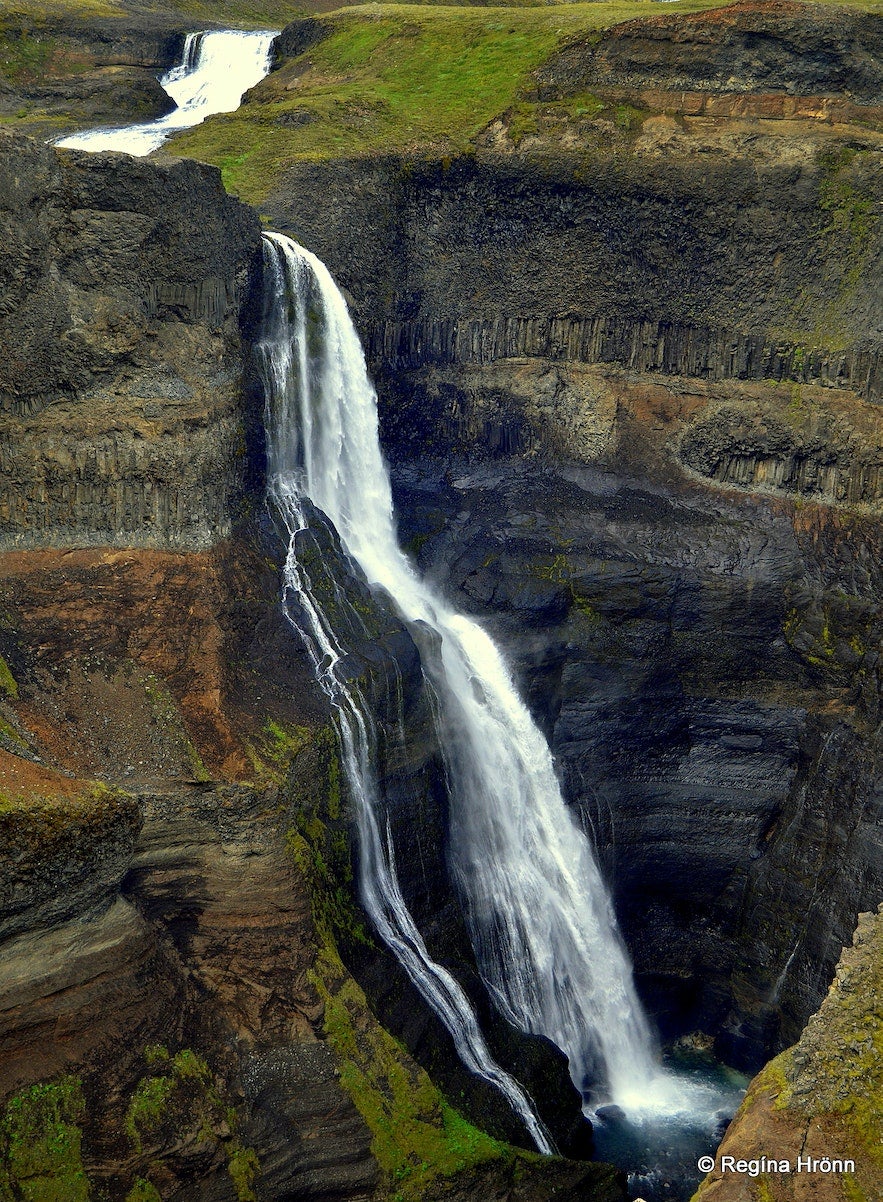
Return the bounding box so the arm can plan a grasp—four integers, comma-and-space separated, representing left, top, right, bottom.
257, 232, 745, 1196
57, 30, 276, 155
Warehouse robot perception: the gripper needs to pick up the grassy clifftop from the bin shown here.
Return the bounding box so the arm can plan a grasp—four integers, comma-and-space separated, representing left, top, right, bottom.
167, 0, 730, 200
165, 0, 883, 206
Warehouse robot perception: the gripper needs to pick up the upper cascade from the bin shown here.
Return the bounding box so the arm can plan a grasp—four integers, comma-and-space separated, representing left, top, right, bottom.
256, 231, 700, 1126
57, 29, 276, 156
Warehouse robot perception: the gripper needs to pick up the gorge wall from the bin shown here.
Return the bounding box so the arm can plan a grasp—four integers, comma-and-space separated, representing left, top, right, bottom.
0, 132, 262, 549
1, 1, 882, 1197
264, 0, 883, 1075
0, 133, 616, 1199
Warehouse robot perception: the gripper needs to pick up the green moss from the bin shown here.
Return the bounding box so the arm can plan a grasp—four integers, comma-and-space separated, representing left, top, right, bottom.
285, 727, 372, 952
121, 1047, 261, 1196
0, 1077, 89, 1202
142, 1045, 169, 1067
125, 1077, 174, 1152
171, 1049, 211, 1084
125, 1180, 162, 1202
842, 1173, 869, 1202
311, 944, 508, 1199
614, 101, 644, 133
0, 780, 128, 826
0, 654, 18, 700
227, 1142, 260, 1202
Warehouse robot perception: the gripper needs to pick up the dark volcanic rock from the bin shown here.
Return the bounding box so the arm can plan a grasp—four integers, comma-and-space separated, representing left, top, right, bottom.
269, 142, 883, 409
534, 1, 883, 103
272, 17, 331, 64
0, 133, 262, 549
391, 456, 883, 1071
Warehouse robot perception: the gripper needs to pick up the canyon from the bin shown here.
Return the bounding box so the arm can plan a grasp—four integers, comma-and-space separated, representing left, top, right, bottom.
0, 2, 881, 1200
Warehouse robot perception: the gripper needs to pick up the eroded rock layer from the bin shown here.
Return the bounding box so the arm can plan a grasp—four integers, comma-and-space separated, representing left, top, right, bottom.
693, 904, 883, 1201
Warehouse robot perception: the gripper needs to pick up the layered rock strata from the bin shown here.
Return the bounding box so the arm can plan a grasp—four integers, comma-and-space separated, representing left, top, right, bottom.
0, 133, 262, 550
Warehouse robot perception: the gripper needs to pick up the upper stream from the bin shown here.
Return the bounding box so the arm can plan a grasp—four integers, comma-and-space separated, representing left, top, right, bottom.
57, 29, 276, 156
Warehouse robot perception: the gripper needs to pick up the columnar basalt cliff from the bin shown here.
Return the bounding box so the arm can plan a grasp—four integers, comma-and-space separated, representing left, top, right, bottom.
0, 132, 262, 549
259, 0, 883, 1081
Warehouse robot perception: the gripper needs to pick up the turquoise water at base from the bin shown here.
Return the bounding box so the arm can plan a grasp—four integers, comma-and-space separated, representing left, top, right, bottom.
591, 1049, 748, 1202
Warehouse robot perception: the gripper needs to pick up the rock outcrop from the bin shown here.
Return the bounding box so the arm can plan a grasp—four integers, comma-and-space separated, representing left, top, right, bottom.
693, 904, 883, 1201
533, 1, 883, 103
0, 133, 262, 550
0, 4, 186, 137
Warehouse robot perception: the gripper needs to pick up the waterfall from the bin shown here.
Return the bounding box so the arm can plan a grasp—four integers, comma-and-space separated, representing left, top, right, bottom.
57, 29, 276, 156
258, 232, 682, 1137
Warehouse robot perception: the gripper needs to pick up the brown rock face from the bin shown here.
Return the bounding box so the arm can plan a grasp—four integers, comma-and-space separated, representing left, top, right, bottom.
694, 906, 883, 1202
0, 542, 381, 1200
0, 133, 263, 551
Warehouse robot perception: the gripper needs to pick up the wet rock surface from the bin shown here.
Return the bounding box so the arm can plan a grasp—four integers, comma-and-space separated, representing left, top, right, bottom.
389, 442, 882, 1073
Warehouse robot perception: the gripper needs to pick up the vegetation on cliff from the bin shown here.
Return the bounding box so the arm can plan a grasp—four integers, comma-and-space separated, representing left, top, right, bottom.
164, 0, 883, 205
0, 1052, 261, 1202
693, 906, 883, 1201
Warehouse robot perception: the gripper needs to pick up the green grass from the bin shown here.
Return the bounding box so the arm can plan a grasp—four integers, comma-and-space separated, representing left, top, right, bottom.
167, 0, 883, 203
165, 1, 716, 200
0, 1, 299, 28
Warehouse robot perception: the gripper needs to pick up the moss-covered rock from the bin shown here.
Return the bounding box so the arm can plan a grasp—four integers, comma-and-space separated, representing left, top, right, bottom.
694, 905, 883, 1201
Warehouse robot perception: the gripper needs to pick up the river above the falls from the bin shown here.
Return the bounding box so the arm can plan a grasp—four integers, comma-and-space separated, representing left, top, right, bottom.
57, 28, 276, 156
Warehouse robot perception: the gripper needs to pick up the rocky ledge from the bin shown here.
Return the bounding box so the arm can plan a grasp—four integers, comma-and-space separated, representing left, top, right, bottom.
693, 904, 883, 1201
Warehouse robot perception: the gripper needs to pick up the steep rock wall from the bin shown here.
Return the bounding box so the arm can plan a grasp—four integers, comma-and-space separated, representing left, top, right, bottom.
0, 133, 262, 550
269, 133, 882, 406
390, 415, 882, 1070
693, 904, 883, 1201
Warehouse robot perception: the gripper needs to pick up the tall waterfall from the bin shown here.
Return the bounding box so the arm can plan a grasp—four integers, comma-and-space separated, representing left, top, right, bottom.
258, 232, 674, 1137
57, 29, 276, 156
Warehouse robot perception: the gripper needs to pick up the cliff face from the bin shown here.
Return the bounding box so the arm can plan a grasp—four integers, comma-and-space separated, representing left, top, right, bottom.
693, 904, 883, 1201
0, 133, 262, 550
0, 541, 383, 1201
262, 0, 883, 1075
0, 130, 614, 1197
0, 4, 184, 138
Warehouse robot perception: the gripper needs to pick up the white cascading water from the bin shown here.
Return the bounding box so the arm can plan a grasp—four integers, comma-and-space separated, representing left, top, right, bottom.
57, 29, 276, 156
259, 234, 554, 1154
257, 232, 703, 1130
